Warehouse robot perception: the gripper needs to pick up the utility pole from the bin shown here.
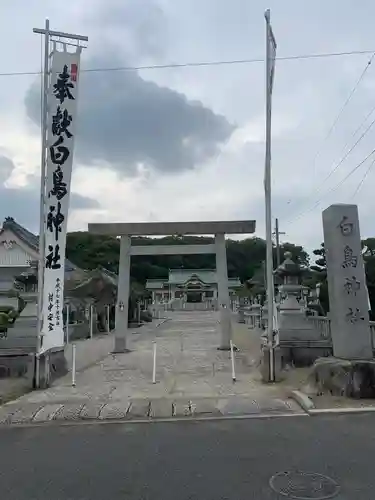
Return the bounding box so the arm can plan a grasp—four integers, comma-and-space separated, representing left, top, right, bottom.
273, 218, 286, 269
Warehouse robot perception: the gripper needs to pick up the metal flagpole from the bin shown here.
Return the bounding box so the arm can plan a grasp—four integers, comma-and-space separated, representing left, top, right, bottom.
35, 18, 50, 389
264, 9, 277, 382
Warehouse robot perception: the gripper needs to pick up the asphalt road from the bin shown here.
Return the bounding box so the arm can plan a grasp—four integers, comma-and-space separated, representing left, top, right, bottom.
1, 414, 374, 499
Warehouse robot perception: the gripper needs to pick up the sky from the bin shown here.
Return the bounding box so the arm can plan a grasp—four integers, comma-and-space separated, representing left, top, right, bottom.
1, 0, 375, 259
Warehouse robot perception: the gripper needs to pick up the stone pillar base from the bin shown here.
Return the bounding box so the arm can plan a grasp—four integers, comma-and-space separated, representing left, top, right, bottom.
260, 345, 282, 383
31, 349, 68, 389
112, 335, 131, 354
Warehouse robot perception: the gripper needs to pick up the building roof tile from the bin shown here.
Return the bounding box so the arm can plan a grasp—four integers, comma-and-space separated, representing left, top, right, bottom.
1, 217, 77, 272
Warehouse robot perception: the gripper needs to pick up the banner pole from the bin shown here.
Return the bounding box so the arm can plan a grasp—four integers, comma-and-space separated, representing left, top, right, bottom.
35, 18, 50, 389
264, 9, 277, 382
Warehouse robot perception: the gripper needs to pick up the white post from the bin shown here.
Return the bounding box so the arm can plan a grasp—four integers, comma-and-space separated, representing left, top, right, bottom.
230, 340, 236, 382
152, 341, 157, 384
66, 304, 70, 344
264, 9, 277, 381
106, 304, 110, 333
72, 343, 76, 387
89, 304, 93, 339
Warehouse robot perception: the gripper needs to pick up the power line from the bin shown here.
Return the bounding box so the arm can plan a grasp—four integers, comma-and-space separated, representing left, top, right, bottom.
0, 48, 374, 78
350, 157, 375, 199
312, 52, 375, 155
282, 114, 375, 222
341, 101, 375, 151
321, 115, 375, 182
292, 114, 375, 211
284, 52, 375, 218
285, 148, 375, 225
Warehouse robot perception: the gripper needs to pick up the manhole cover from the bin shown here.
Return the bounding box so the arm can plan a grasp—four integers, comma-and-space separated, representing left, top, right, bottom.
269, 471, 340, 499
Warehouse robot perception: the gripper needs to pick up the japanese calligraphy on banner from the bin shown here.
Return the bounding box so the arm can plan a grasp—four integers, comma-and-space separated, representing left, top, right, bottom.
322, 204, 372, 359
41, 47, 81, 352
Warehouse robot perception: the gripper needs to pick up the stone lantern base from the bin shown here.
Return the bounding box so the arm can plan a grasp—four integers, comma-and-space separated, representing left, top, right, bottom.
260, 345, 282, 382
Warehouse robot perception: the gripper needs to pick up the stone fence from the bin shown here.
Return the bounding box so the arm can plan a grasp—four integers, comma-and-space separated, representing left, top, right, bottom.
243, 307, 375, 349
309, 316, 375, 347
151, 298, 218, 313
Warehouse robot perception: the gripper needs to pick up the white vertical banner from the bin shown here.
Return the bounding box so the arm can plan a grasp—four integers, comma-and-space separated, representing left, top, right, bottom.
264, 8, 277, 187
41, 46, 81, 352
267, 14, 277, 99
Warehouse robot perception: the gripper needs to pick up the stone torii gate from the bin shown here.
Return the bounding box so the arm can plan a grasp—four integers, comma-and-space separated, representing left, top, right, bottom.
88, 220, 256, 353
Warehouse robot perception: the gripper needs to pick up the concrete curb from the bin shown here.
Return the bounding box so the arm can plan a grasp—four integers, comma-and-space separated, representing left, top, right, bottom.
309, 406, 375, 415
0, 408, 307, 427
289, 390, 315, 413
289, 390, 375, 415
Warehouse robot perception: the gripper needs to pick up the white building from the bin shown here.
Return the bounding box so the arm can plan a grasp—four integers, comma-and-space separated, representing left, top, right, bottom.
146, 269, 241, 303
0, 217, 78, 293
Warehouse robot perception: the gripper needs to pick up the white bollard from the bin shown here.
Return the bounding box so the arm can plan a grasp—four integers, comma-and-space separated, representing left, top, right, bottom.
230, 340, 236, 382
66, 304, 70, 344
152, 341, 157, 384
72, 344, 76, 387
90, 304, 94, 339
106, 305, 110, 333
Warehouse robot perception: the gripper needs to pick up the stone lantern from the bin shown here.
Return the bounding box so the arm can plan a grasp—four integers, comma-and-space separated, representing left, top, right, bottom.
275, 251, 308, 311
273, 252, 330, 366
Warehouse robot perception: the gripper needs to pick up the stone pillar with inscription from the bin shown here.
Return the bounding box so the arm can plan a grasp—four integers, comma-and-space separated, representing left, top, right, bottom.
323, 204, 372, 359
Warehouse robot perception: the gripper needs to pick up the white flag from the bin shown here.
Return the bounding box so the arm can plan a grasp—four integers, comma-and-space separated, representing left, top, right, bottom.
41, 47, 81, 352
265, 10, 277, 97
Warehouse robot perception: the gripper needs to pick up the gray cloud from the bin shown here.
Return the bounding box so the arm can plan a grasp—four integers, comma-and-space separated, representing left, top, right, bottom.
0, 185, 99, 234
0, 159, 99, 233
24, 51, 234, 176
4, 0, 375, 251
0, 156, 15, 184
70, 193, 100, 210
85, 0, 168, 61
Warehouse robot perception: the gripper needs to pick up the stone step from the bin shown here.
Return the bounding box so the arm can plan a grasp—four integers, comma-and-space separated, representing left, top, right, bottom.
0, 396, 302, 424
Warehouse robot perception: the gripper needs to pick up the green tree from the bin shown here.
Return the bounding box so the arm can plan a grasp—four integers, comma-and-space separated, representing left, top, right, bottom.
66, 232, 310, 286
311, 243, 326, 272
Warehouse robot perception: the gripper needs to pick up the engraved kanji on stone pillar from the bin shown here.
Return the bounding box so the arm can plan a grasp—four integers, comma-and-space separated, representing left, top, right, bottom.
322, 204, 372, 359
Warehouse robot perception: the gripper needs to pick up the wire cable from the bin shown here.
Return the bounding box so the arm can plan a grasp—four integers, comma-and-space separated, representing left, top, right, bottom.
285, 148, 375, 225
306, 115, 375, 198
283, 52, 375, 218
0, 48, 374, 78
312, 52, 375, 159
350, 157, 375, 199
282, 115, 375, 221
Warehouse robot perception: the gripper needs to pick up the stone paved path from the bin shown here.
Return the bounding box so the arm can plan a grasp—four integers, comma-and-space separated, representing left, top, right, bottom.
0, 311, 303, 424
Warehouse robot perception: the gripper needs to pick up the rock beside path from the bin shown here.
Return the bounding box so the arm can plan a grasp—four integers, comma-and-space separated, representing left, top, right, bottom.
308, 357, 375, 399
